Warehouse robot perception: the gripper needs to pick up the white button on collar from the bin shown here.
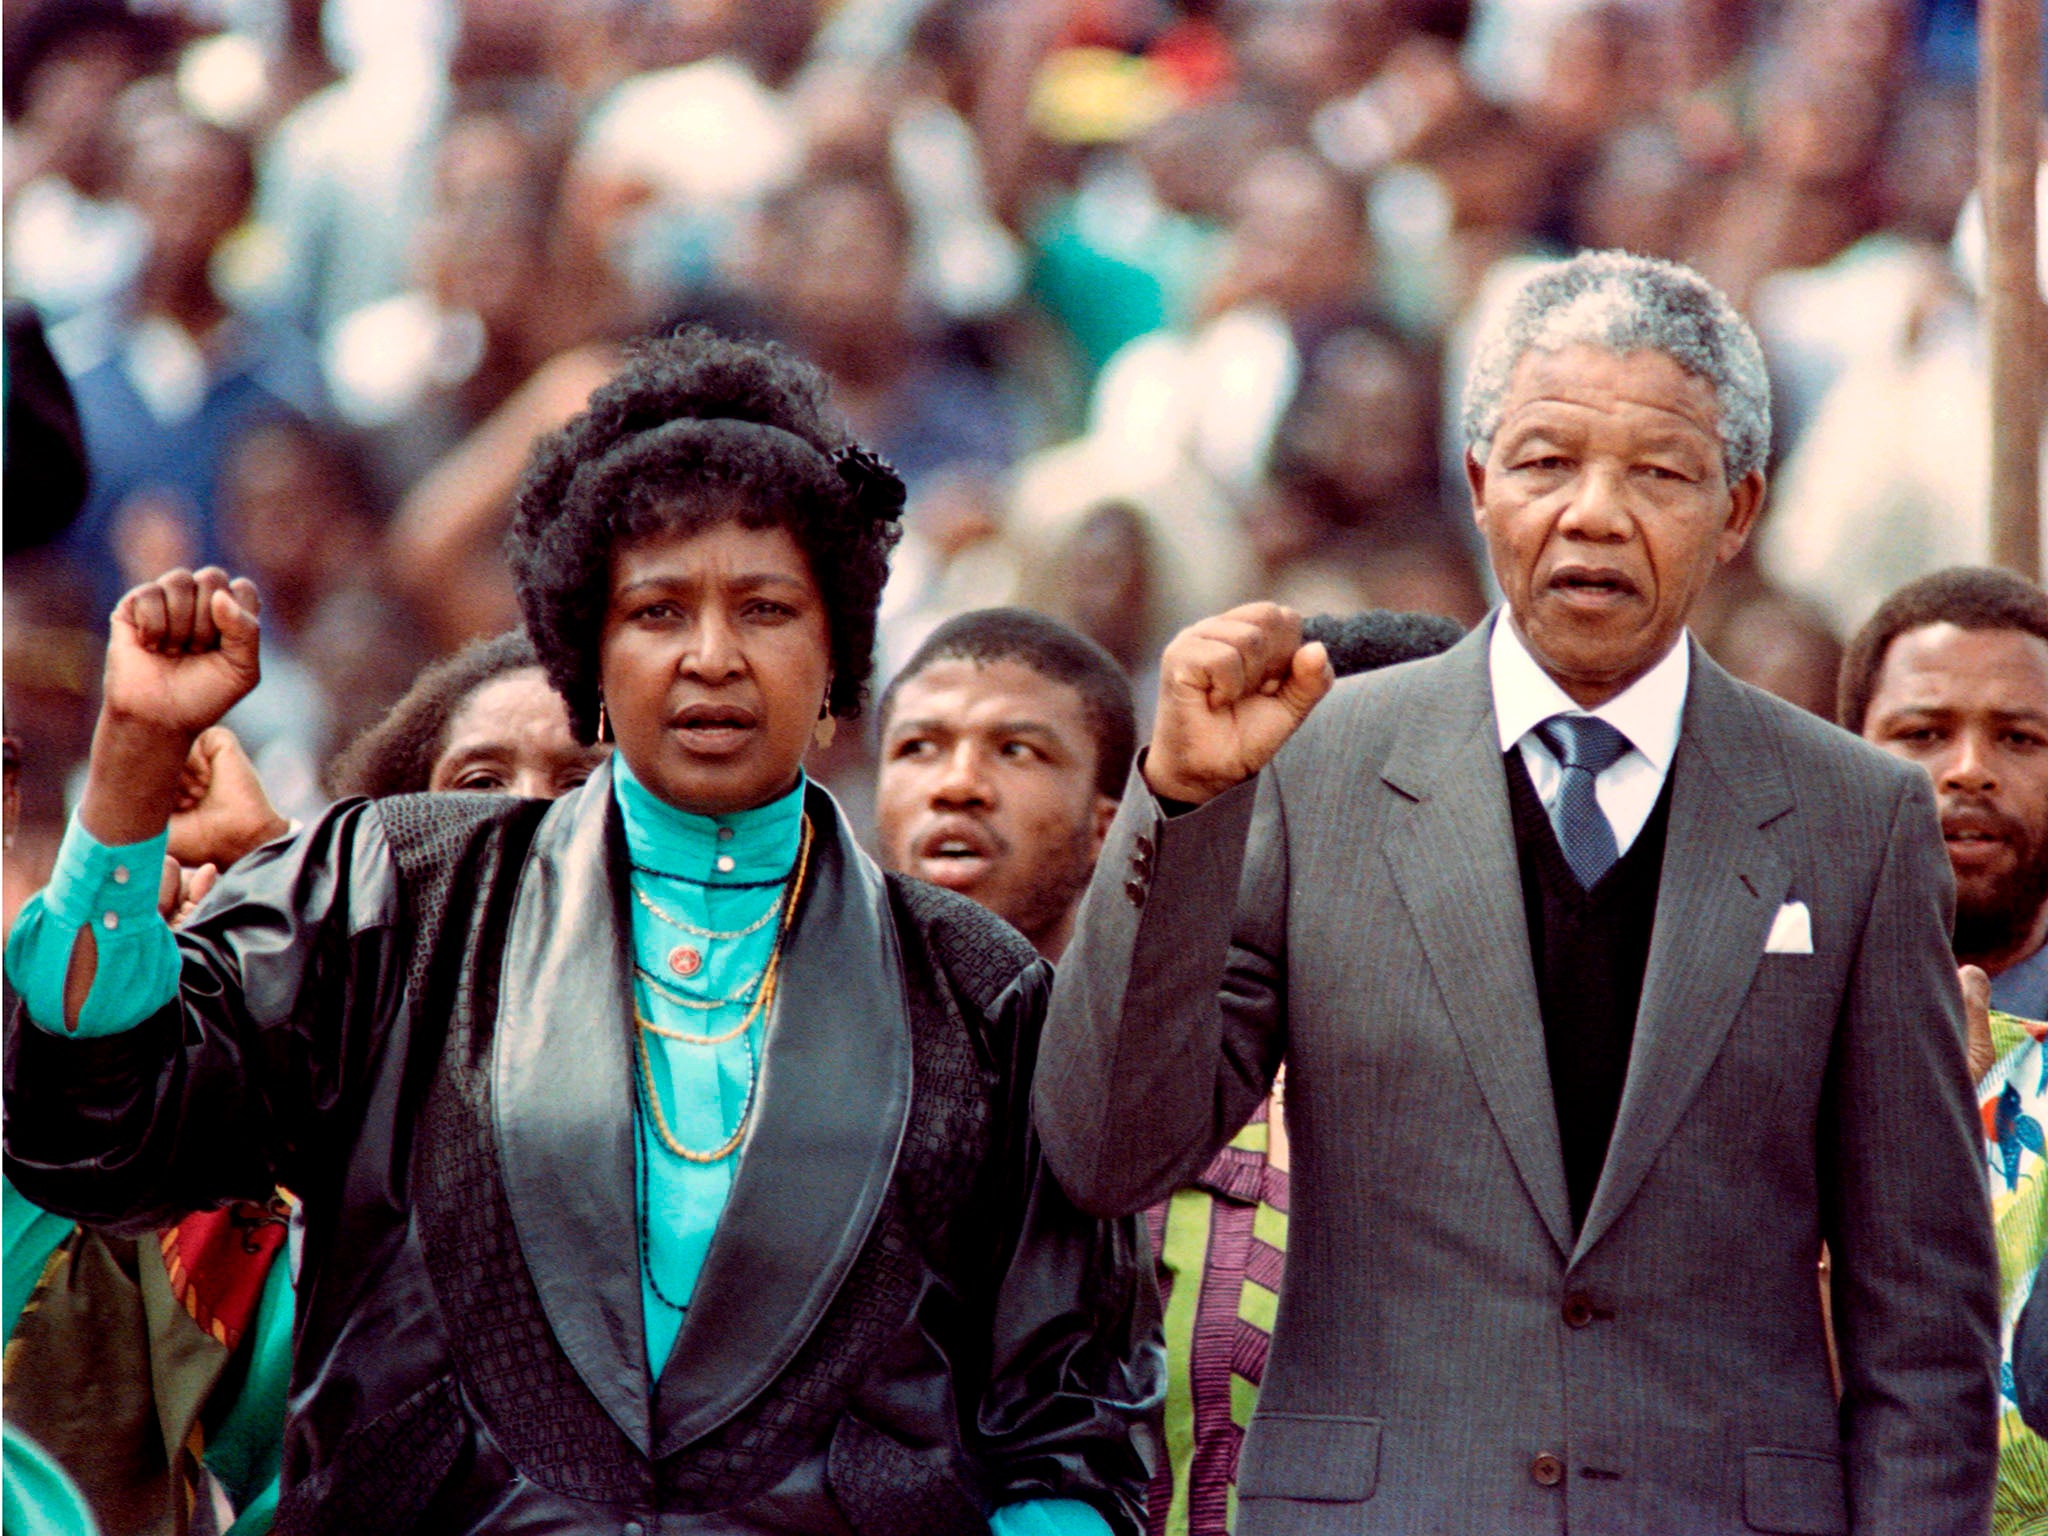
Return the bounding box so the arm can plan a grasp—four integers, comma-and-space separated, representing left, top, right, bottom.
715, 855, 736, 874
112, 865, 130, 885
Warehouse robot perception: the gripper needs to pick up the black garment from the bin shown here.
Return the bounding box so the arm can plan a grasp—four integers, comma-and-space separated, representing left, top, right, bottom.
1505, 749, 1675, 1232
4, 301, 88, 553
2016, 1261, 2048, 1437
5, 767, 1162, 1535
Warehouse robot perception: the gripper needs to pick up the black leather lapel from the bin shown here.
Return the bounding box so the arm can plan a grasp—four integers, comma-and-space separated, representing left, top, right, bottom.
493, 759, 653, 1453
1572, 650, 1794, 1264
1380, 625, 1574, 1258
652, 781, 913, 1456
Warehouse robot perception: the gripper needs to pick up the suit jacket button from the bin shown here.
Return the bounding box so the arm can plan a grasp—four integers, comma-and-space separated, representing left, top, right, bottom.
1135, 834, 1155, 860
1125, 879, 1147, 906
1563, 1293, 1597, 1328
1531, 1453, 1565, 1487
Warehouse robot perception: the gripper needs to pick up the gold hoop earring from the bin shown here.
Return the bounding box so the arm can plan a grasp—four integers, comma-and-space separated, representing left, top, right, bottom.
813, 715, 837, 749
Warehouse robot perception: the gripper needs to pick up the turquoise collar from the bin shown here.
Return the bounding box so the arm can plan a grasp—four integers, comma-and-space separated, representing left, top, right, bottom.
612, 757, 806, 885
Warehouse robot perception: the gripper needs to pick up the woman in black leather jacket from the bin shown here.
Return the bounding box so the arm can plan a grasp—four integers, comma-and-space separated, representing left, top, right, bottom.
3, 332, 1163, 1536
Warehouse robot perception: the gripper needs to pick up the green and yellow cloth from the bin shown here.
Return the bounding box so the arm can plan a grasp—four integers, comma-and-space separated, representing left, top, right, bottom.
1983, 1009, 2048, 1534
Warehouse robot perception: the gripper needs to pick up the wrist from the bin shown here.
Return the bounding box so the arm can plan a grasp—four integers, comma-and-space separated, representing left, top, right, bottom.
1140, 752, 1231, 807
80, 712, 197, 846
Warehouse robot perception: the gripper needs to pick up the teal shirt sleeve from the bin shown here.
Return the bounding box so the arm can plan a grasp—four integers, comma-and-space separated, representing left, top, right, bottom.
3, 816, 180, 1037
3, 1179, 74, 1341
989, 1499, 1115, 1536
3, 1422, 100, 1536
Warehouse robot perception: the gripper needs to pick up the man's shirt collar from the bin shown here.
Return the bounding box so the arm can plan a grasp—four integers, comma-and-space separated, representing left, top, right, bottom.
1488, 610, 1689, 771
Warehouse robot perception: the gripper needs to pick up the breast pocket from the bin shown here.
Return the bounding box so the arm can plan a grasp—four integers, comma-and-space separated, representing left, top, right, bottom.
1743, 1447, 1847, 1534
1236, 1413, 1382, 1503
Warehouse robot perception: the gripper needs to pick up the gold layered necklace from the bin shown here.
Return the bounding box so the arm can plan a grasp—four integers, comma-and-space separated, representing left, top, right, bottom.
635, 961, 763, 1012
634, 816, 813, 1163
633, 878, 783, 980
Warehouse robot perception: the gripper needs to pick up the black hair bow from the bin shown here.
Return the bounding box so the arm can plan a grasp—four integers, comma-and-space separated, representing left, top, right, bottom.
833, 445, 907, 522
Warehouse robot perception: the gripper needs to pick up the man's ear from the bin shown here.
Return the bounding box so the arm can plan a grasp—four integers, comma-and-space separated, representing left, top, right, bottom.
1718, 467, 1767, 562
1090, 794, 1118, 855
1465, 451, 1488, 529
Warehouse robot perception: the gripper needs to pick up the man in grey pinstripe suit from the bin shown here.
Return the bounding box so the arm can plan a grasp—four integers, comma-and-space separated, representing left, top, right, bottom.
1034, 252, 1998, 1534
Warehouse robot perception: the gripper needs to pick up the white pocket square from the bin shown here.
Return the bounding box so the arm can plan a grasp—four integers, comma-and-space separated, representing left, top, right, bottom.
1764, 900, 1813, 955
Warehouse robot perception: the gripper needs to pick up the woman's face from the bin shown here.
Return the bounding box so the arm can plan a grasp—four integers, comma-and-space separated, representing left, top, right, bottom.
428, 666, 608, 798
599, 518, 832, 815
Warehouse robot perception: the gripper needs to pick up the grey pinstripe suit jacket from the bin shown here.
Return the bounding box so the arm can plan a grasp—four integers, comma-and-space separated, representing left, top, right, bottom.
1034, 621, 1998, 1535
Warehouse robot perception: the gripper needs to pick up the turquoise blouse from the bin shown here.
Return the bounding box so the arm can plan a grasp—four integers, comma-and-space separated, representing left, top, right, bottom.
612, 756, 803, 1376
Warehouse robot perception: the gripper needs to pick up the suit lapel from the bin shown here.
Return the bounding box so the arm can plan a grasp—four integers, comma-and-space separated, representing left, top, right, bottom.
651, 781, 913, 1456
1381, 626, 1574, 1257
1572, 649, 1794, 1263
493, 761, 652, 1452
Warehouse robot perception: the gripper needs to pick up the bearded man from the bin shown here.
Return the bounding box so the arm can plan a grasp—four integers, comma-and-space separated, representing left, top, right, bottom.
1843, 567, 2048, 1019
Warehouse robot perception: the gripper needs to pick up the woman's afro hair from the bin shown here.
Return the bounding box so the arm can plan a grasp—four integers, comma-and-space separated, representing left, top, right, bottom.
506, 329, 901, 745
327, 629, 541, 798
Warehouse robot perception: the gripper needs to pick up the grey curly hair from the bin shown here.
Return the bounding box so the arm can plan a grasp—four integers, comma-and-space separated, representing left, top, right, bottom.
1460, 250, 1771, 482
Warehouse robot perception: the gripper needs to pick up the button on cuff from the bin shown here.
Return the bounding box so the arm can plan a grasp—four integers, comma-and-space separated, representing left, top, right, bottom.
45, 817, 170, 930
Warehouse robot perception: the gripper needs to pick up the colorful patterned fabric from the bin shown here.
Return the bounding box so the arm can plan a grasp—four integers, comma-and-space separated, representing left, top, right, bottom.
1143, 1091, 1288, 1536
1980, 1009, 2048, 1534
158, 1199, 291, 1351
3, 1178, 291, 1536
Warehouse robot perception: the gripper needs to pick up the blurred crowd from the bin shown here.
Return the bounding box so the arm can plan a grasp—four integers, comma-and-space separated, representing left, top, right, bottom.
2, 0, 2037, 906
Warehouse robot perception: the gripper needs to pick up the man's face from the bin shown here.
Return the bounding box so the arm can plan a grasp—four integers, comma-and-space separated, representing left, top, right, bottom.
877, 658, 1117, 958
1862, 623, 2048, 965
128, 124, 251, 283
1469, 344, 1765, 706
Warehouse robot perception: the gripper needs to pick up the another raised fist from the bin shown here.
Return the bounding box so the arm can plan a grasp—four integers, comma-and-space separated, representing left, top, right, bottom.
1143, 602, 1334, 806
167, 726, 289, 872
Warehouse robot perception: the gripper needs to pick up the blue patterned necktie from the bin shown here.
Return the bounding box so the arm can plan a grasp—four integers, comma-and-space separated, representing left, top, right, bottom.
1533, 714, 1633, 889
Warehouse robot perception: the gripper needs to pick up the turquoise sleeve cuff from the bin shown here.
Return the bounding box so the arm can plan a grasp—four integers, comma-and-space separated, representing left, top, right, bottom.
3, 816, 180, 1037
989, 1498, 1116, 1536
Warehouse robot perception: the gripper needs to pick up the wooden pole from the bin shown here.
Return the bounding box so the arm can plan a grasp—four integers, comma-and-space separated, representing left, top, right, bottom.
1980, 0, 2044, 582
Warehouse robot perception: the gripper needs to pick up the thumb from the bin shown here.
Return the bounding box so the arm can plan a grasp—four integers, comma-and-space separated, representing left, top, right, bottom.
187, 862, 220, 906
1275, 641, 1334, 720
188, 724, 231, 773
1960, 963, 1991, 1003
211, 585, 262, 671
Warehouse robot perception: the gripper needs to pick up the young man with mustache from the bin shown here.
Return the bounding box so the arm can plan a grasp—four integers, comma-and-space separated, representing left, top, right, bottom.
876, 608, 1135, 962
877, 604, 1463, 1536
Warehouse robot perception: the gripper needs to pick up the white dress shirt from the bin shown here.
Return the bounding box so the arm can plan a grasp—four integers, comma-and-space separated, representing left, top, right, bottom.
1488, 615, 1690, 856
